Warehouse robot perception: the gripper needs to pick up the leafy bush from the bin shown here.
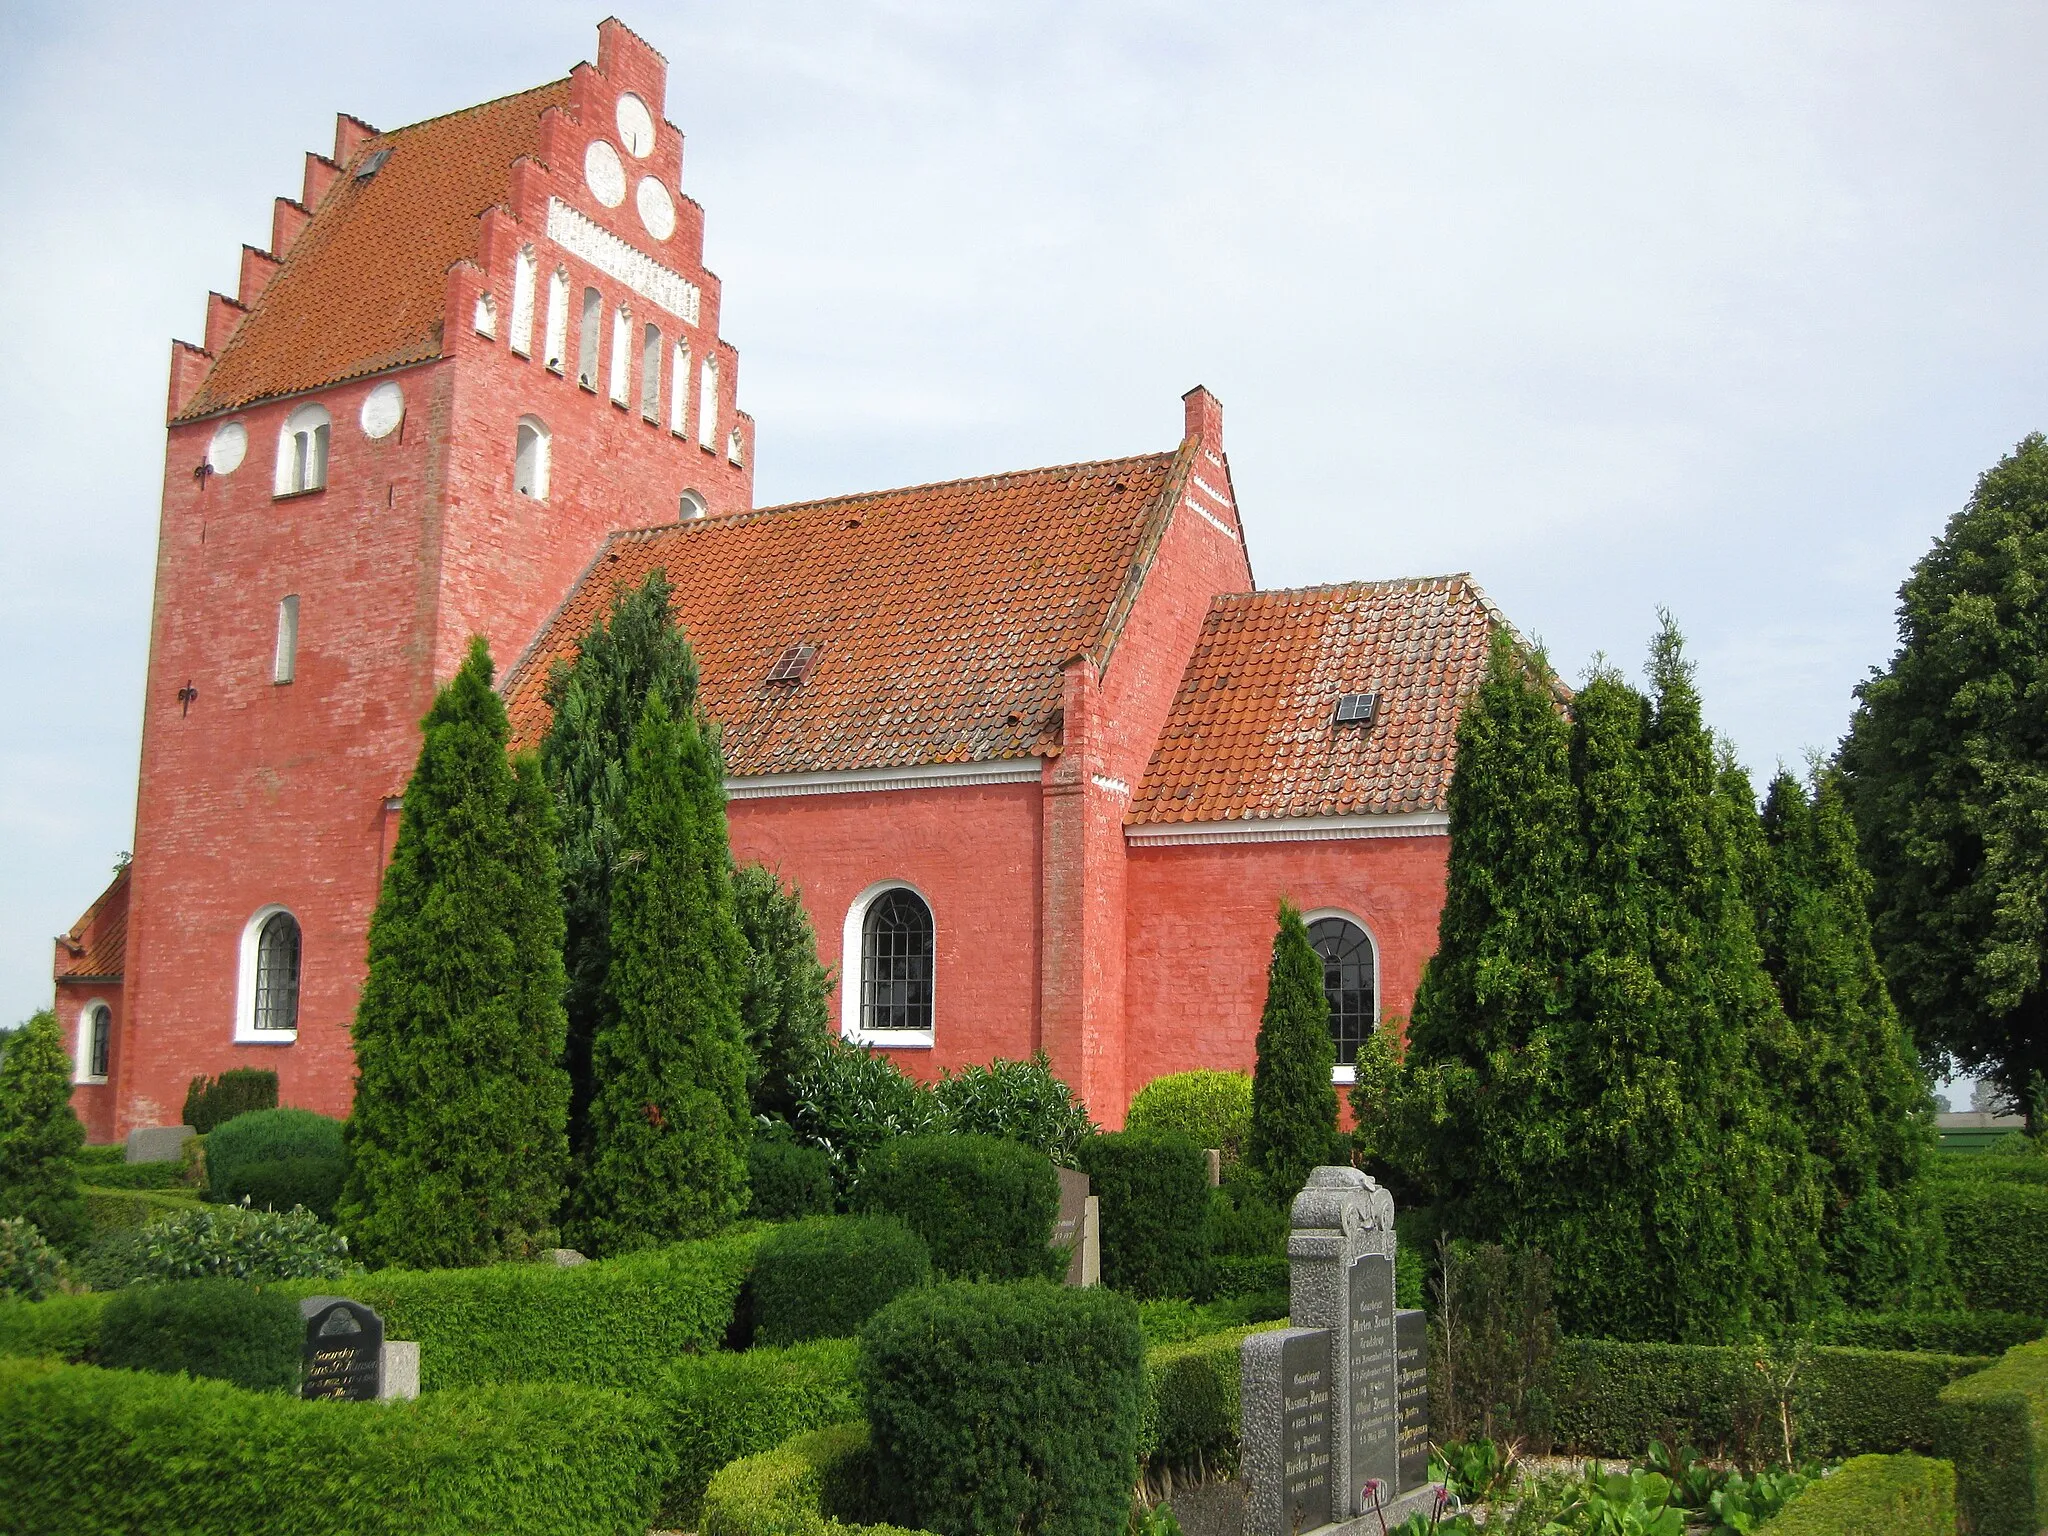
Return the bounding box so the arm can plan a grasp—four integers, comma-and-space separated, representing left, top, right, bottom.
856, 1134, 1064, 1282
1197, 1180, 1288, 1303
231, 1158, 347, 1222
98, 1279, 300, 1392
1139, 1323, 1272, 1476
115, 1202, 350, 1284
749, 1138, 836, 1221
1074, 1131, 1208, 1299
930, 1054, 1097, 1167
753, 1216, 930, 1346
1817, 1309, 2046, 1356
734, 862, 834, 1123
1935, 1338, 2048, 1536
1432, 1241, 1559, 1448
1125, 1071, 1252, 1169
1766, 1453, 1955, 1536
0, 1217, 66, 1301
1931, 1181, 2048, 1313
702, 1420, 922, 1536
205, 1107, 344, 1199
655, 1339, 864, 1523
181, 1068, 278, 1134
789, 1040, 944, 1193
0, 1291, 107, 1360
0, 1356, 666, 1536
861, 1279, 1145, 1536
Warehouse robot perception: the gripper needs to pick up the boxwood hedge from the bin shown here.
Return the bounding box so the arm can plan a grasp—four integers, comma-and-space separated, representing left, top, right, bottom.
701, 1421, 928, 1536
1930, 1182, 2048, 1314
1764, 1452, 1955, 1536
1816, 1309, 2046, 1357
98, 1280, 301, 1393
1074, 1131, 1209, 1300
856, 1135, 1063, 1282
752, 1216, 930, 1347
1935, 1338, 2048, 1536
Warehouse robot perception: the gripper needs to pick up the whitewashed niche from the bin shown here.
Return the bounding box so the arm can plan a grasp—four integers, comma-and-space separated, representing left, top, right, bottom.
206, 421, 248, 475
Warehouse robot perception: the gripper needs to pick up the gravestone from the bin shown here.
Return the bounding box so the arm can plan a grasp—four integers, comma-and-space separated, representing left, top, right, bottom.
125, 1124, 196, 1164
1240, 1327, 1334, 1536
1395, 1311, 1430, 1493
1052, 1167, 1100, 1286
300, 1297, 384, 1401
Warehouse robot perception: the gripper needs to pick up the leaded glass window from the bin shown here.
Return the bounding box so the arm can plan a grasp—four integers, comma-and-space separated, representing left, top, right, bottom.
1308, 916, 1375, 1067
861, 888, 933, 1034
86, 1004, 110, 1079
254, 911, 302, 1033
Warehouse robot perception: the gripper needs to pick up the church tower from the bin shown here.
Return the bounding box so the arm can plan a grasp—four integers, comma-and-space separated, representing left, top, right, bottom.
84, 20, 750, 1135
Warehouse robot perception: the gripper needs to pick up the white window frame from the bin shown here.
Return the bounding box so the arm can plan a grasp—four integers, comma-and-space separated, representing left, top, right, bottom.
670, 341, 690, 435
509, 247, 537, 357
514, 415, 551, 500
697, 355, 719, 447
840, 878, 935, 1049
235, 904, 301, 1044
543, 267, 570, 372
273, 595, 300, 685
74, 999, 112, 1085
609, 304, 632, 404
1303, 906, 1379, 1085
275, 404, 331, 496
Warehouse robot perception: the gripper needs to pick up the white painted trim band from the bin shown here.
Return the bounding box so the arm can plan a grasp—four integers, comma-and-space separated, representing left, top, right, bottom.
727, 758, 1042, 800
1126, 810, 1449, 846
545, 198, 701, 323
1186, 496, 1239, 541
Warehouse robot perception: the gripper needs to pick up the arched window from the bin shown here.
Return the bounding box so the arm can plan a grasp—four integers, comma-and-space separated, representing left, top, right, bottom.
669, 341, 691, 435
236, 906, 302, 1041
697, 355, 719, 447
679, 488, 708, 520
728, 425, 745, 466
514, 416, 550, 500
1306, 914, 1377, 1071
275, 403, 330, 495
472, 290, 498, 339
578, 287, 602, 388
843, 884, 934, 1044
640, 323, 662, 421
273, 595, 300, 684
608, 304, 632, 403
76, 1002, 110, 1083
543, 267, 570, 371
509, 247, 537, 357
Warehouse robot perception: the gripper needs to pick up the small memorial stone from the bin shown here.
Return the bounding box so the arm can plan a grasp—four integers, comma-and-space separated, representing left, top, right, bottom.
1241, 1326, 1334, 1536
300, 1298, 384, 1402
1395, 1310, 1430, 1494
1052, 1167, 1098, 1286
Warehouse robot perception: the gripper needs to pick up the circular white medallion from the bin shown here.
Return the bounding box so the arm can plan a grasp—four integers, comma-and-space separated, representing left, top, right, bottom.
206, 421, 248, 475
636, 176, 676, 241
360, 381, 405, 439
615, 93, 655, 158
584, 139, 626, 207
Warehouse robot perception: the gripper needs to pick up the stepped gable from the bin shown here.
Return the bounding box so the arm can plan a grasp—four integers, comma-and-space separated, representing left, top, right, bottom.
503, 447, 1190, 774
176, 80, 572, 420
55, 866, 129, 983
1128, 576, 1505, 825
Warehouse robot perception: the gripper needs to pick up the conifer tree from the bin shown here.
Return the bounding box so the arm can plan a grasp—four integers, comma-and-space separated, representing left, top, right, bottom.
539, 571, 699, 1162
0, 1010, 86, 1252
1243, 902, 1340, 1201
566, 691, 751, 1253
734, 863, 832, 1122
340, 638, 571, 1269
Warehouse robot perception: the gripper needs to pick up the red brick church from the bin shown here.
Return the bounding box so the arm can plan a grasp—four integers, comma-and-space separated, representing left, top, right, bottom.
54, 20, 1511, 1143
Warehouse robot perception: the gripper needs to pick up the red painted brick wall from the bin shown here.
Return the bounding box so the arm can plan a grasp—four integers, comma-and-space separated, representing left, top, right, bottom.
54, 983, 122, 1145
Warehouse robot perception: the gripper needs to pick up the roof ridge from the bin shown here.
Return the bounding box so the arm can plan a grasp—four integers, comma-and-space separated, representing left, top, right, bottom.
1090, 438, 1200, 675
1215, 573, 1479, 605
370, 77, 573, 145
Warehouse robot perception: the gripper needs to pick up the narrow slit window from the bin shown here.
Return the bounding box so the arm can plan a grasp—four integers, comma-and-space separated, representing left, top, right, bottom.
578, 287, 602, 388
641, 324, 662, 421
670, 341, 691, 435
514, 416, 550, 500
609, 304, 631, 404
273, 595, 300, 684
543, 268, 569, 371
81, 1003, 110, 1081
697, 355, 719, 447
509, 247, 537, 356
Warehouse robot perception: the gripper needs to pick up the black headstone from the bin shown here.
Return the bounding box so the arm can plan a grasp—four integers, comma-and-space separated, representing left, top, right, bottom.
1347, 1252, 1397, 1503
1280, 1329, 1334, 1532
1395, 1309, 1430, 1493
300, 1297, 384, 1401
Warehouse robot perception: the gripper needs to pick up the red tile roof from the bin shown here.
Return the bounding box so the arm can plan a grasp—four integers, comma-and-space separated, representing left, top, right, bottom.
55, 866, 130, 982
503, 449, 1193, 772
177, 81, 570, 420
1128, 577, 1505, 824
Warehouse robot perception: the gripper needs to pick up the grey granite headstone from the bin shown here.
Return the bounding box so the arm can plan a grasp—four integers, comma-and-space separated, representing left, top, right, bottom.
1241, 1326, 1334, 1536
380, 1339, 420, 1400
125, 1124, 196, 1164
1052, 1167, 1099, 1286
1347, 1251, 1396, 1500
1287, 1166, 1395, 1522
1395, 1310, 1430, 1493
300, 1297, 384, 1401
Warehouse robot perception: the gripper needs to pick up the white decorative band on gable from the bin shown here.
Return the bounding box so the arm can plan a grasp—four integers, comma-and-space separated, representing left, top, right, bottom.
1125, 810, 1450, 846
1091, 775, 1131, 795
1191, 473, 1233, 509
1187, 496, 1239, 541
726, 758, 1043, 800
545, 198, 701, 324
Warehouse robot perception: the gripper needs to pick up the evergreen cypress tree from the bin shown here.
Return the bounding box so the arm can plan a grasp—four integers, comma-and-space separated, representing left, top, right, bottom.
340, 638, 571, 1269
0, 1010, 86, 1252
734, 863, 832, 1122
1243, 902, 1340, 1201
566, 691, 751, 1253
539, 571, 699, 1163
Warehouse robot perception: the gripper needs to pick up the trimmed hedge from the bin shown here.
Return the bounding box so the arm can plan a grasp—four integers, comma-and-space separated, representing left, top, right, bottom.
183, 1068, 278, 1134
1818, 1308, 2046, 1356
0, 1291, 107, 1361
205, 1108, 344, 1202
232, 1159, 347, 1222
1075, 1131, 1209, 1300
1932, 1181, 2048, 1313
753, 1216, 930, 1346
1123, 1071, 1253, 1166
79, 1160, 186, 1192
1935, 1338, 2048, 1536
98, 1279, 301, 1392
702, 1421, 927, 1536
1764, 1453, 1955, 1536
0, 1356, 665, 1535
856, 1135, 1064, 1282
659, 1341, 865, 1523
1550, 1339, 1995, 1460
861, 1279, 1145, 1536
1140, 1322, 1270, 1473
750, 1140, 836, 1221
82, 1186, 205, 1234
1931, 1149, 2048, 1184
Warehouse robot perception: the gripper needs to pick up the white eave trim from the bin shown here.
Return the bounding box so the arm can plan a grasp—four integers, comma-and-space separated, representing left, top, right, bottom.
1125, 810, 1449, 846
726, 757, 1043, 801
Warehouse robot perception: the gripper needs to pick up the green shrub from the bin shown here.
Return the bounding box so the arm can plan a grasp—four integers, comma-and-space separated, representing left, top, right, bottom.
0, 1291, 108, 1360
77, 1144, 123, 1168
753, 1216, 930, 1346
80, 1159, 186, 1191
116, 1202, 349, 1284
1140, 1323, 1268, 1474
789, 1039, 945, 1194
0, 1356, 665, 1536
703, 1420, 925, 1536
1932, 1147, 2048, 1183
856, 1134, 1063, 1282
1932, 1182, 2048, 1313
271, 1225, 763, 1393
83, 1186, 207, 1234
1242, 904, 1340, 1201
98, 1279, 300, 1392
1199, 1182, 1287, 1302
0, 1218, 65, 1301
182, 1068, 279, 1134
1204, 1254, 1288, 1300
860, 1279, 1145, 1536
1125, 1071, 1252, 1169
1074, 1131, 1208, 1299
750, 1139, 836, 1220
656, 1339, 864, 1523
1764, 1452, 1955, 1536
930, 1054, 1097, 1167
0, 1010, 86, 1252
1818, 1309, 2046, 1356
205, 1108, 345, 1201
1935, 1338, 2048, 1536
1432, 1241, 1559, 1447
230, 1159, 347, 1222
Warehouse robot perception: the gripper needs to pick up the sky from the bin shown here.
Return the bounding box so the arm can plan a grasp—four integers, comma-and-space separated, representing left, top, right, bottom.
2, 1, 2044, 1098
